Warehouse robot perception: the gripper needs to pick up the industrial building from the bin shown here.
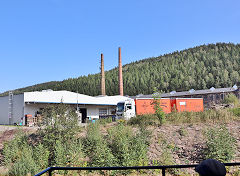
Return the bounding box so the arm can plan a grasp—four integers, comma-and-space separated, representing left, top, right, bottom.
0, 90, 130, 125
133, 85, 240, 108
0, 47, 126, 125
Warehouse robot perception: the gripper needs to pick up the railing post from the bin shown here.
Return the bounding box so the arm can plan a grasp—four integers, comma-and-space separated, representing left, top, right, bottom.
162, 168, 165, 176
48, 169, 52, 176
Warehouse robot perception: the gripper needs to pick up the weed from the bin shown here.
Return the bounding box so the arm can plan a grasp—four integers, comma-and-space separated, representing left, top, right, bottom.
128, 114, 159, 127
223, 93, 239, 106
231, 107, 240, 116
98, 117, 112, 125
177, 126, 188, 137
158, 135, 179, 175
204, 125, 237, 162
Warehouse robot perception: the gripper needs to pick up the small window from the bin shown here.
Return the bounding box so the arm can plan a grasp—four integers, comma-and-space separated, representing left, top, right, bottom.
126, 104, 132, 110
99, 108, 108, 116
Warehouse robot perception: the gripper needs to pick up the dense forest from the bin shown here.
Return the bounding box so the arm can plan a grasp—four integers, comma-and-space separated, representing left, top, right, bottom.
1, 43, 240, 96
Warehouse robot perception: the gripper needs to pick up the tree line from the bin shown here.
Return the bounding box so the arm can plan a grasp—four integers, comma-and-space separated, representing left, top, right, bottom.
1, 43, 240, 96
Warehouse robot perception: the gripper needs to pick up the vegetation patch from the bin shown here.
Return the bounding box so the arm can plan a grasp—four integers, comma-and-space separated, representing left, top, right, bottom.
2, 104, 240, 175
204, 125, 237, 162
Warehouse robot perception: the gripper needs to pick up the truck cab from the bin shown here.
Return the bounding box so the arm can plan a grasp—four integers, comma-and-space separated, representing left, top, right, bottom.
116, 99, 136, 120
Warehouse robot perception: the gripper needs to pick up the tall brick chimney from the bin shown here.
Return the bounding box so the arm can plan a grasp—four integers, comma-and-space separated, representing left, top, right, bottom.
118, 47, 124, 96
101, 53, 106, 96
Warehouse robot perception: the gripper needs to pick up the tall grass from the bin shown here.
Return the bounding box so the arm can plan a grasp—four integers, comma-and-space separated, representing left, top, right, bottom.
129, 109, 239, 127
166, 109, 238, 124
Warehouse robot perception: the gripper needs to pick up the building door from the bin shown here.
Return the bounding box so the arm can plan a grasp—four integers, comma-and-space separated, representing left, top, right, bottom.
80, 108, 87, 123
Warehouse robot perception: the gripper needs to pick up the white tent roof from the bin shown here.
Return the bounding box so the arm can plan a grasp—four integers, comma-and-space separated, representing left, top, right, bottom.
24, 90, 130, 106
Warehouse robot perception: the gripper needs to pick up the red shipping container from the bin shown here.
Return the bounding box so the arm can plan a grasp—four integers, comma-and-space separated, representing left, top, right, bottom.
175, 98, 204, 112
135, 98, 172, 115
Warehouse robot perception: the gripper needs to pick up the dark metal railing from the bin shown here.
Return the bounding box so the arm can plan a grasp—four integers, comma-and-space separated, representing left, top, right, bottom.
35, 162, 240, 176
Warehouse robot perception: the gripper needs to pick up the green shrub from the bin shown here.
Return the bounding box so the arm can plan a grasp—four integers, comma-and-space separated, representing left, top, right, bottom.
108, 124, 149, 167
177, 126, 188, 137
3, 130, 28, 165
166, 109, 236, 124
152, 99, 165, 125
84, 123, 116, 167
106, 124, 149, 175
9, 146, 39, 176
3, 104, 84, 176
98, 117, 113, 125
3, 131, 40, 176
223, 93, 239, 106
158, 135, 179, 175
55, 138, 85, 166
231, 107, 240, 116
128, 114, 159, 127
152, 89, 166, 126
204, 126, 237, 162
33, 143, 49, 170
39, 104, 81, 165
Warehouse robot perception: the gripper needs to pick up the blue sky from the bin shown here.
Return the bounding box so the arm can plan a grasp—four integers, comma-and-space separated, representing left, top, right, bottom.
0, 0, 240, 93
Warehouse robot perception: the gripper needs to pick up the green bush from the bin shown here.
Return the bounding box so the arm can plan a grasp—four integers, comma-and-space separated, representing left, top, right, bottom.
177, 126, 188, 137
9, 146, 39, 176
40, 104, 81, 165
204, 126, 237, 162
128, 114, 159, 127
3, 104, 84, 176
98, 117, 112, 125
108, 124, 149, 167
158, 135, 179, 175
3, 130, 27, 165
54, 138, 85, 166
223, 93, 239, 106
107, 124, 149, 175
231, 107, 240, 116
3, 130, 41, 176
33, 143, 49, 170
84, 123, 116, 167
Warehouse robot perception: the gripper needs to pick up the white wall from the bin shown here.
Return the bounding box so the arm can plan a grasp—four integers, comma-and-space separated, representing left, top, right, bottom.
24, 103, 45, 117
0, 94, 24, 125
86, 106, 99, 119
86, 105, 116, 119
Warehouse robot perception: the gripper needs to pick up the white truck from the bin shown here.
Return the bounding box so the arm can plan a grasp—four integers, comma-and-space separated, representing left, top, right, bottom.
116, 99, 136, 120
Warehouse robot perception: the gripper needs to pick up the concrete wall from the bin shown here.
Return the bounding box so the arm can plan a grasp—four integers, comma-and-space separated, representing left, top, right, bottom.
0, 94, 24, 125
12, 94, 24, 125
0, 96, 10, 124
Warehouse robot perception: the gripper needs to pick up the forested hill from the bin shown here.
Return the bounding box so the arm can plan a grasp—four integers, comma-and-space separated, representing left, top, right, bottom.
1, 43, 240, 96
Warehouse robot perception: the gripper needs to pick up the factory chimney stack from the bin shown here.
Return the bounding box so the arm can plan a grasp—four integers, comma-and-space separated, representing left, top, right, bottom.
101, 53, 106, 96
118, 47, 124, 96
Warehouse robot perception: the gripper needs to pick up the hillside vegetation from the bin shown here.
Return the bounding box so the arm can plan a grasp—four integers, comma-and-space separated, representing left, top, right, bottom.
1, 43, 240, 96
2, 104, 240, 175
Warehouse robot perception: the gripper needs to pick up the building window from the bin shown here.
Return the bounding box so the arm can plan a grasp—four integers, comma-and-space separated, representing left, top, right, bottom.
126, 104, 132, 110
99, 108, 108, 116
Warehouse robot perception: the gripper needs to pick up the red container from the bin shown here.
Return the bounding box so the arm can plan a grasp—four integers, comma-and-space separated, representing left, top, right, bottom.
135, 98, 172, 115
175, 98, 204, 112
134, 98, 204, 115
